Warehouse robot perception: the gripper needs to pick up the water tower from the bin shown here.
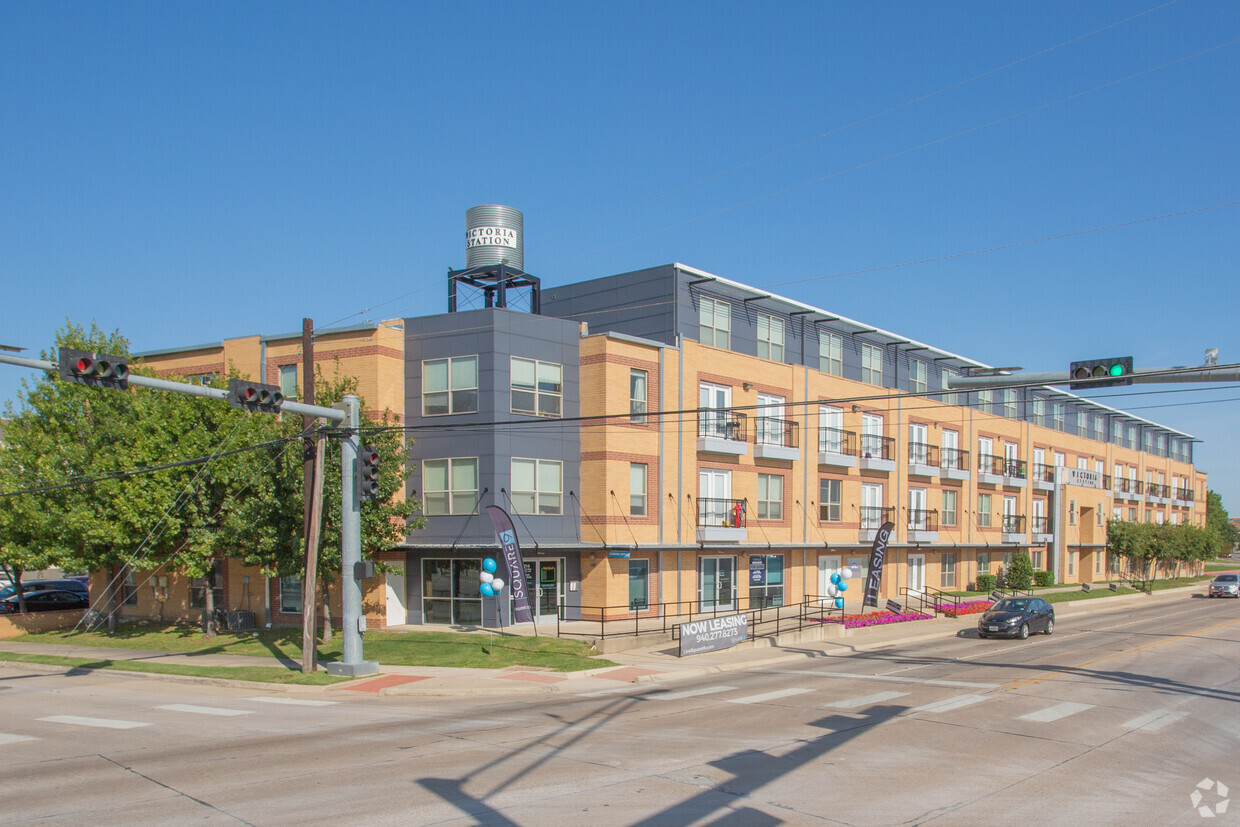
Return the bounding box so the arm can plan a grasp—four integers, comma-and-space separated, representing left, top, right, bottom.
448, 205, 540, 314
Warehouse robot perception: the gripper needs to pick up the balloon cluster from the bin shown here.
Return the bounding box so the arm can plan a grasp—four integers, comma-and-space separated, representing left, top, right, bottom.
479, 557, 505, 597
826, 567, 854, 609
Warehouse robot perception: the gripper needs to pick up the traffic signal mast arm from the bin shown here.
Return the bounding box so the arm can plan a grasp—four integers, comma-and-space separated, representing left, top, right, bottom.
947, 363, 1240, 390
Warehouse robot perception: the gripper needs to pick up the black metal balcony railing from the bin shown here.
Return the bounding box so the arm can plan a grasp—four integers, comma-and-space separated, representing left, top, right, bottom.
1175, 486, 1195, 501
859, 505, 895, 530
1002, 514, 1026, 534
818, 426, 856, 456
859, 434, 894, 460
1031, 515, 1052, 534
1133, 480, 1145, 494
978, 453, 1006, 475
1147, 483, 1171, 499
1032, 463, 1055, 484
1115, 477, 1135, 494
754, 416, 799, 448
697, 497, 747, 528
1005, 458, 1027, 479
698, 409, 747, 442
908, 442, 940, 466
1102, 473, 1113, 489
907, 508, 939, 532
940, 447, 969, 471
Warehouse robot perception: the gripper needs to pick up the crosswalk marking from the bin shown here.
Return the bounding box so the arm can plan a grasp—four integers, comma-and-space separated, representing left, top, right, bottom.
911, 694, 989, 714
728, 688, 813, 705
39, 715, 150, 730
1018, 702, 1094, 723
1123, 709, 1188, 732
0, 733, 37, 745
157, 704, 253, 717
647, 686, 737, 702
827, 691, 909, 709
769, 669, 999, 689
244, 696, 338, 707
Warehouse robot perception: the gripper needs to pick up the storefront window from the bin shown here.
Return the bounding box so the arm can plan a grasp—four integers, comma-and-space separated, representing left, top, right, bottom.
748, 554, 784, 609
628, 559, 649, 611
422, 558, 483, 625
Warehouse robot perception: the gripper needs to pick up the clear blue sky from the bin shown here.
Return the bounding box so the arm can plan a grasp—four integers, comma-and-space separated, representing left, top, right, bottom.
2, 2, 1238, 510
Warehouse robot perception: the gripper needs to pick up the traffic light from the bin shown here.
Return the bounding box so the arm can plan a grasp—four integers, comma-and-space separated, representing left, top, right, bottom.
1069, 356, 1134, 390
228, 378, 285, 413
58, 348, 130, 389
358, 445, 381, 501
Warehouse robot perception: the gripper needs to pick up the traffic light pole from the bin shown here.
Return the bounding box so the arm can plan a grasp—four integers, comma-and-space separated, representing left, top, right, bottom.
0, 352, 377, 676
947, 363, 1240, 390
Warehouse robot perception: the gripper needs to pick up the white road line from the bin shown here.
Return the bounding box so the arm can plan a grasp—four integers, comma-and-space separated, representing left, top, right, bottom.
157, 704, 254, 717
766, 669, 999, 689
647, 686, 738, 702
245, 696, 338, 707
39, 715, 150, 730
911, 694, 990, 714
827, 691, 910, 709
1018, 702, 1094, 723
0, 733, 37, 745
1123, 710, 1189, 732
727, 688, 813, 705
577, 686, 646, 698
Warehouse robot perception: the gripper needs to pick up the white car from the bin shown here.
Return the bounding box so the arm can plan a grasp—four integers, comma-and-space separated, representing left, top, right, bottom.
1208, 574, 1239, 598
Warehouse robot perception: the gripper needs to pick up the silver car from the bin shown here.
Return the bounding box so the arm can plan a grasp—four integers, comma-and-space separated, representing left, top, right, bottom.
1208, 574, 1239, 598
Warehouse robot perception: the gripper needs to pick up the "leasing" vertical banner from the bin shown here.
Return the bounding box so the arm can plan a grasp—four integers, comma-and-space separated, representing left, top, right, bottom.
863, 521, 895, 609
485, 506, 534, 623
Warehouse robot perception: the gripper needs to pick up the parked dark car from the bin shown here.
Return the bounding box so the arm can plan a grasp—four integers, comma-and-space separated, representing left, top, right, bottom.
0, 589, 90, 614
0, 578, 89, 601
1208, 574, 1240, 598
977, 597, 1055, 639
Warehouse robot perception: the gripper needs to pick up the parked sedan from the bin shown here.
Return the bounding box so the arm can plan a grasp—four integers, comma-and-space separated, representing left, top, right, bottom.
0, 589, 89, 614
1209, 574, 1240, 598
0, 578, 88, 600
977, 597, 1055, 640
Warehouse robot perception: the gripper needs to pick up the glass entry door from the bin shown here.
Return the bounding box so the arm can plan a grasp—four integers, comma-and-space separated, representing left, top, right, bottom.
699, 556, 736, 612
521, 560, 561, 620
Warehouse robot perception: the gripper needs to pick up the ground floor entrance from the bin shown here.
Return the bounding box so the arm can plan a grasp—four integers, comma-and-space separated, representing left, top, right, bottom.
522, 559, 563, 620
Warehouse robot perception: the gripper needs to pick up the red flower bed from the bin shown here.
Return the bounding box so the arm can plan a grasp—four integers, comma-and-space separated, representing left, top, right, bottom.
934, 600, 993, 618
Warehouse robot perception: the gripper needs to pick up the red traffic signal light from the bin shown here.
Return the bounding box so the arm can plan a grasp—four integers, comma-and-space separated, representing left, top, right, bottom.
59, 348, 130, 389
228, 379, 285, 413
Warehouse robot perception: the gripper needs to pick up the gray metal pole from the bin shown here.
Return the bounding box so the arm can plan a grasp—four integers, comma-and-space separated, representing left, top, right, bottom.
326, 394, 378, 677
948, 364, 1240, 390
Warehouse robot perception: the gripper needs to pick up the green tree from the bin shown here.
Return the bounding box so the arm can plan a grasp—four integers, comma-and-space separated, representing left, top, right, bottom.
1005, 551, 1034, 591
1205, 490, 1239, 557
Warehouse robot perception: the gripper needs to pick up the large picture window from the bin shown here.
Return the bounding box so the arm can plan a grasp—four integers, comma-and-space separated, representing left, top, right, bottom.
423, 458, 479, 516
512, 458, 563, 515
422, 356, 478, 416
511, 357, 562, 417
422, 558, 482, 625
749, 553, 784, 609
699, 297, 730, 348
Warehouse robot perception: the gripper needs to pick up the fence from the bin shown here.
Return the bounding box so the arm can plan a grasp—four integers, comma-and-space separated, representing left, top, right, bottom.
555, 596, 844, 641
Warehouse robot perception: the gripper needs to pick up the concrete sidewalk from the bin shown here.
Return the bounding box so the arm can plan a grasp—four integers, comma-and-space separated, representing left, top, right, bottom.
0, 585, 1210, 697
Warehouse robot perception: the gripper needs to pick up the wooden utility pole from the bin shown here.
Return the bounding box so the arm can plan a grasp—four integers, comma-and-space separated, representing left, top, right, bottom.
300, 319, 319, 673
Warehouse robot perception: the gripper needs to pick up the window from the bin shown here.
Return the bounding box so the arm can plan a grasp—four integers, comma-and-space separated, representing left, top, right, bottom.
423, 356, 478, 416
1003, 389, 1018, 418
757, 313, 784, 361
423, 458, 479, 516
1033, 399, 1046, 427
819, 479, 842, 522
1112, 420, 1123, 444
1096, 553, 1103, 574
1128, 424, 1137, 449
187, 372, 217, 387
978, 552, 990, 575
978, 390, 993, 415
1076, 411, 1087, 434
749, 554, 785, 609
422, 558, 483, 625
941, 553, 956, 588
121, 567, 138, 606
1144, 431, 1154, 453
511, 458, 563, 515
861, 483, 883, 528
1097, 504, 1104, 526
1128, 507, 1136, 521
1093, 416, 1104, 442
699, 296, 730, 348
758, 474, 784, 520
630, 369, 647, 423
909, 488, 928, 529
279, 364, 298, 401
1033, 550, 1044, 570
941, 369, 958, 405
1053, 403, 1065, 431
909, 359, 927, 393
1068, 552, 1076, 576
861, 413, 886, 458
279, 576, 302, 614
942, 490, 957, 526
628, 559, 649, 611
189, 561, 224, 609
630, 463, 647, 516
1157, 434, 1165, 456
511, 357, 562, 417
861, 343, 883, 386
819, 405, 845, 454
978, 493, 992, 527
1069, 499, 1077, 525
819, 331, 842, 376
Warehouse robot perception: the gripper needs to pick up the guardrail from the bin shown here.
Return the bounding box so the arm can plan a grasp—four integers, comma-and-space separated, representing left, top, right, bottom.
554, 596, 845, 641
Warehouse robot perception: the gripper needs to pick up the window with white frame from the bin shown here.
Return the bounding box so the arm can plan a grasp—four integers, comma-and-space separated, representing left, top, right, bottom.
1076, 411, 1086, 434
757, 313, 784, 362
630, 369, 647, 424
942, 490, 957, 526
819, 405, 845, 454
909, 359, 927, 393
511, 357, 562, 417
861, 343, 883, 386
1033, 399, 1046, 427
861, 483, 883, 528
699, 296, 730, 348
941, 368, 958, 405
1093, 415, 1104, 441
819, 331, 842, 376
511, 458, 563, 515
941, 553, 957, 588
1053, 403, 1065, 431
758, 474, 784, 520
909, 487, 929, 529
630, 463, 647, 516
978, 389, 993, 415
1003, 389, 1018, 418
423, 458, 479, 516
279, 364, 298, 401
977, 493, 992, 527
1112, 419, 1123, 444
1128, 424, 1137, 449
423, 356, 478, 416
819, 478, 842, 521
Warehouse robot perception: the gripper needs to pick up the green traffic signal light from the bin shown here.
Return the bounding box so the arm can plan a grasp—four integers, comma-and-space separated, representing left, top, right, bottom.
1108, 363, 1124, 377
1068, 356, 1133, 389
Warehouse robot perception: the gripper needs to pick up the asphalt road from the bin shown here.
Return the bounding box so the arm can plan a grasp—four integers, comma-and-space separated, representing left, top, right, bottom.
2, 593, 1238, 826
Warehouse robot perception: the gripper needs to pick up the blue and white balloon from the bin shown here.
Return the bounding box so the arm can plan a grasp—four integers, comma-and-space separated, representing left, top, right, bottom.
834, 597, 844, 608
480, 571, 494, 584
482, 557, 498, 574
837, 580, 849, 592
830, 572, 841, 585
480, 582, 495, 597
491, 578, 505, 593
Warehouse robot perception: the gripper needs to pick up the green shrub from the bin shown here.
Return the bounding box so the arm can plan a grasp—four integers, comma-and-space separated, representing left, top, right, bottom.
1033, 570, 1054, 587
974, 573, 997, 592
1006, 552, 1035, 591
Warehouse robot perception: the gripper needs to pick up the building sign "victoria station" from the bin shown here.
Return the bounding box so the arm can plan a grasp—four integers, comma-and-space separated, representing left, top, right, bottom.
466, 225, 518, 249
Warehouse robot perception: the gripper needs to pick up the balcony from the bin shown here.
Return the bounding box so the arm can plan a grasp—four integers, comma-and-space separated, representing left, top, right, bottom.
940, 447, 970, 482
753, 416, 800, 461
1114, 478, 1139, 502
1031, 515, 1053, 543
1032, 463, 1055, 491
697, 410, 748, 456
1001, 514, 1026, 544
1004, 458, 1027, 488
817, 427, 857, 469
1146, 483, 1171, 505
858, 506, 895, 544
858, 434, 896, 473
907, 508, 939, 543
978, 454, 1005, 486
696, 497, 747, 543
1173, 487, 1194, 507
908, 443, 940, 478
